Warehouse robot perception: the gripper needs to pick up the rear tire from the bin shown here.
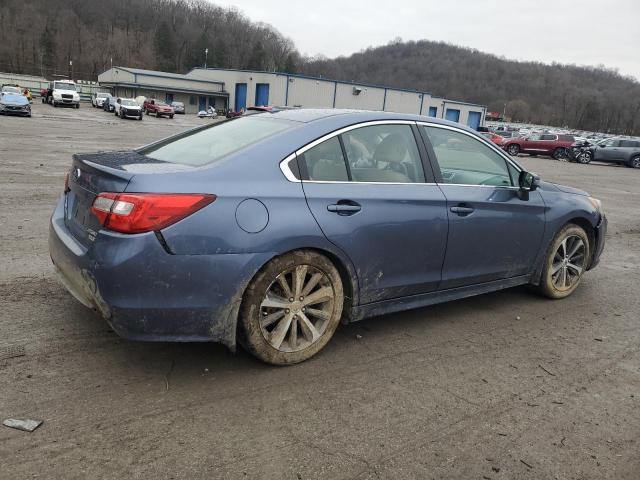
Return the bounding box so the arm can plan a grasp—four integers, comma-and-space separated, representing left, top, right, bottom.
239, 250, 344, 365
629, 155, 640, 168
506, 144, 520, 156
537, 224, 590, 299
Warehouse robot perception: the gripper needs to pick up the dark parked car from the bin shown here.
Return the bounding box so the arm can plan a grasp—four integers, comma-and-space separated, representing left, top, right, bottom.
49, 110, 606, 365
102, 94, 116, 112
503, 133, 575, 160
0, 93, 31, 117
589, 138, 640, 168
171, 101, 185, 114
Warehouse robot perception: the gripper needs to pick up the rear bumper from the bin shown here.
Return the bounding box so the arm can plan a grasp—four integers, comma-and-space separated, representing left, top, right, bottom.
48, 196, 268, 349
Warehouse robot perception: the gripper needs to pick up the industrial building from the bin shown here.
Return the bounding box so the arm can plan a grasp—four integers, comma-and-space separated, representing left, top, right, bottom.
97, 67, 486, 129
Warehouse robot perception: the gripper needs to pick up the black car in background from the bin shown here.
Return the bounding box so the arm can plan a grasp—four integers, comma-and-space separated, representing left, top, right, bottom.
590, 138, 640, 168
102, 94, 116, 112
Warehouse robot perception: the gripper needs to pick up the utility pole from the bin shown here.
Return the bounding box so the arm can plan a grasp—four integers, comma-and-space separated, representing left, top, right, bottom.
204, 48, 209, 69
68, 60, 73, 80
110, 57, 113, 70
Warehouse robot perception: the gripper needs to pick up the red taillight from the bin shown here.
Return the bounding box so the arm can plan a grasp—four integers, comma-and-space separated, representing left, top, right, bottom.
91, 193, 216, 234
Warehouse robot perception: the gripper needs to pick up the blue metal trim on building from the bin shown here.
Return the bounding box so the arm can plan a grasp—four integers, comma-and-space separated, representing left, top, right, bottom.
285, 75, 290, 106
332, 82, 337, 108
188, 67, 435, 98
100, 81, 229, 97
116, 67, 224, 86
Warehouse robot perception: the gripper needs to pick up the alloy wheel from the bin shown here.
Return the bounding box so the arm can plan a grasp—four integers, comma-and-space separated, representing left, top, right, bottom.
507, 145, 519, 156
259, 265, 335, 352
632, 156, 640, 168
551, 235, 586, 291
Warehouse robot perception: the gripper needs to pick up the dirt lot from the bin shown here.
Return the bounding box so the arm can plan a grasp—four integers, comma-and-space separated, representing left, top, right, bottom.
1, 102, 639, 479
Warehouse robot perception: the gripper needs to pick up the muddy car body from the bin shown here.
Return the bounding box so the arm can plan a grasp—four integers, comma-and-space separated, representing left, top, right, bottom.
49, 109, 606, 364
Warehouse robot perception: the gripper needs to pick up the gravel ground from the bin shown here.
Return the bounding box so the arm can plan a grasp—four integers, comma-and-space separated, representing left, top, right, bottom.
1, 102, 639, 479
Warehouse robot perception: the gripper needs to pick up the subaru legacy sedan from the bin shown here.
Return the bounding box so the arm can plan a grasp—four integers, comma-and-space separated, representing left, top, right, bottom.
49, 109, 606, 365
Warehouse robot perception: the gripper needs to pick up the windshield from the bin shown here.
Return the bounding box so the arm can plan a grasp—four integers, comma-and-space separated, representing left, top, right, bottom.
172, 102, 184, 107
142, 117, 293, 166
2, 86, 21, 94
121, 100, 138, 106
54, 82, 76, 91
96, 93, 109, 98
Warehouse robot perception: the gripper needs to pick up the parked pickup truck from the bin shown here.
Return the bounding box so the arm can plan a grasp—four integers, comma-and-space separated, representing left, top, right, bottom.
503, 133, 575, 160
47, 80, 80, 108
143, 99, 174, 118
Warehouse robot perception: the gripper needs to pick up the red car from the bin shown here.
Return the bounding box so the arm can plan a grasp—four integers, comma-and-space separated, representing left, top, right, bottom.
143, 99, 174, 118
503, 133, 575, 160
481, 132, 506, 147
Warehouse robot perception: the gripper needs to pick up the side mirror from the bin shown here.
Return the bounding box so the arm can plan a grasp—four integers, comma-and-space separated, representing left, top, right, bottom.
519, 171, 540, 192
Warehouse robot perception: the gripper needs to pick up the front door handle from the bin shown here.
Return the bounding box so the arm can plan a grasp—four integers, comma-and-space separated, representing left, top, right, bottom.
327, 201, 361, 215
450, 205, 475, 216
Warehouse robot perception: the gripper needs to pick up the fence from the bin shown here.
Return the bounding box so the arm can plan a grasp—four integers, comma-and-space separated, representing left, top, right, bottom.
0, 72, 110, 101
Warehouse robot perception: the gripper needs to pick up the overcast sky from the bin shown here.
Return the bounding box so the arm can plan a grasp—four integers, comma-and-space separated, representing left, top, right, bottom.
218, 0, 640, 81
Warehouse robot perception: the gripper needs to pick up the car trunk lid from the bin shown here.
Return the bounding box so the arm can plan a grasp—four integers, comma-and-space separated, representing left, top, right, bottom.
64, 151, 138, 245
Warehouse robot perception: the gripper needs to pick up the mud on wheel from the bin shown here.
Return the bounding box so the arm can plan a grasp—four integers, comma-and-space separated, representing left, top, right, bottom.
239, 250, 344, 365
537, 224, 590, 299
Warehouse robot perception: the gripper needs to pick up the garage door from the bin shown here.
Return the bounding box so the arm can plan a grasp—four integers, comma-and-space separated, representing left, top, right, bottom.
445, 108, 460, 123
467, 111, 482, 130
235, 83, 247, 111
255, 84, 269, 106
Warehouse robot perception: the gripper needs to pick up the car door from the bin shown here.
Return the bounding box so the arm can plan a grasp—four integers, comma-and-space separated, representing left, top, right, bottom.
419, 123, 546, 289
521, 134, 542, 153
298, 121, 449, 304
593, 140, 620, 162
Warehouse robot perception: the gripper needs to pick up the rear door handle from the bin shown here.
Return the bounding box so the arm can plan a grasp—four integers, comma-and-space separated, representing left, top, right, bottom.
450, 206, 475, 216
327, 201, 361, 215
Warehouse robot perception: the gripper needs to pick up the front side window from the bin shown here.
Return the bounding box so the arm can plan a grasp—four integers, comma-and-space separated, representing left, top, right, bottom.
341, 124, 425, 183
422, 126, 514, 187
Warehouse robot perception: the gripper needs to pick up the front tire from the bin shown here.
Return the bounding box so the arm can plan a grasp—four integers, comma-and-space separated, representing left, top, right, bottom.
577, 151, 592, 164
552, 148, 568, 161
239, 250, 344, 365
537, 224, 590, 299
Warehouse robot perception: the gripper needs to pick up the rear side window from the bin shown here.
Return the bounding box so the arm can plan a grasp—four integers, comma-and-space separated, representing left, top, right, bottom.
541, 134, 557, 141
620, 140, 640, 148
142, 117, 292, 166
299, 137, 349, 181
342, 124, 425, 183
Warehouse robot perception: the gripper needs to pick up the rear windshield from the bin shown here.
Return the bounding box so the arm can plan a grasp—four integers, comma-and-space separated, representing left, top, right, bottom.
142, 116, 293, 166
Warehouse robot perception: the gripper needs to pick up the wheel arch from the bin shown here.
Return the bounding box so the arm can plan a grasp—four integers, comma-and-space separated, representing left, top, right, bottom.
231, 245, 359, 349
531, 215, 597, 285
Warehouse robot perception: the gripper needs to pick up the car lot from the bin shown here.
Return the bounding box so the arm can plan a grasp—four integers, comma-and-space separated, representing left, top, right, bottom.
1, 102, 639, 479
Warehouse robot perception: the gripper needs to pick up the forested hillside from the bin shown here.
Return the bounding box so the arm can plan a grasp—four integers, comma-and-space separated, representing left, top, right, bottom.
1, 0, 638, 134
0, 0, 298, 78
302, 40, 640, 135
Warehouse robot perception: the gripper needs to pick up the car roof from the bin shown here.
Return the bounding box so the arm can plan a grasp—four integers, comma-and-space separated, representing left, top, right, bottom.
262, 108, 479, 134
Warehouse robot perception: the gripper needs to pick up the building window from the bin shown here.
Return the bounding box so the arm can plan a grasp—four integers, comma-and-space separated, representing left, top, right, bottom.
189, 95, 196, 106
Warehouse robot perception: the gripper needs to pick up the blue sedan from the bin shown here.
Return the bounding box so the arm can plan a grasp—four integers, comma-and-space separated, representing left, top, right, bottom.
49, 109, 606, 364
